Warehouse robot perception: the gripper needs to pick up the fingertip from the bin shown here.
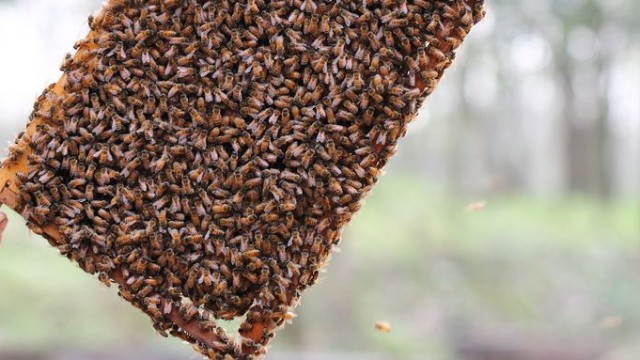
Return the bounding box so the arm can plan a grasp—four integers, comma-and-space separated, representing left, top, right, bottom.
0, 211, 6, 244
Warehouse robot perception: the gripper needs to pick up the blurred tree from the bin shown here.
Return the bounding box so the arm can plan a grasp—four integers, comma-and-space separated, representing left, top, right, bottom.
398, 0, 640, 199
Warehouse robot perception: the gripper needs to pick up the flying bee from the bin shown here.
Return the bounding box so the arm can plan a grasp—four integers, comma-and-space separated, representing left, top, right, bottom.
375, 321, 392, 333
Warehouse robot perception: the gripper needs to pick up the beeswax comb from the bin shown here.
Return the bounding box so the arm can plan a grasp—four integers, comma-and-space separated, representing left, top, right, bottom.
0, 0, 485, 358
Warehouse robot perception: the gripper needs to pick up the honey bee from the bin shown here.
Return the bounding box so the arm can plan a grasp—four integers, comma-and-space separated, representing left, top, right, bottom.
312, 55, 328, 73
138, 285, 154, 298
426, 14, 441, 33
146, 303, 163, 319
389, 96, 406, 109
274, 36, 285, 55
186, 234, 204, 246
158, 30, 177, 39
446, 35, 464, 48
165, 270, 182, 286
34, 191, 52, 207
94, 272, 111, 288
127, 275, 144, 291
36, 170, 55, 184
87, 14, 96, 29
374, 321, 392, 333
118, 288, 134, 302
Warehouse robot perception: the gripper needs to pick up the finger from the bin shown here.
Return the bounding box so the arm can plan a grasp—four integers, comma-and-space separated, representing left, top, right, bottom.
0, 211, 7, 245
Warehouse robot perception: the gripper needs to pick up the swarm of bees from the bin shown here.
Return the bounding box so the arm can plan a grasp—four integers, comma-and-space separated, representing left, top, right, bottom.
2, 0, 484, 358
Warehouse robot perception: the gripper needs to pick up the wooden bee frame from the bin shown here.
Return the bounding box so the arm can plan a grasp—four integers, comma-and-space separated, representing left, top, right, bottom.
0, 0, 485, 358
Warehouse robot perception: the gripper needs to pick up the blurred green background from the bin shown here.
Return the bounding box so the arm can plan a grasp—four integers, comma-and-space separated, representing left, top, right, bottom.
0, 0, 639, 359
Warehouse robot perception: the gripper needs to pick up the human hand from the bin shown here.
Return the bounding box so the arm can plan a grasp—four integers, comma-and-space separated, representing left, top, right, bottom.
0, 212, 7, 245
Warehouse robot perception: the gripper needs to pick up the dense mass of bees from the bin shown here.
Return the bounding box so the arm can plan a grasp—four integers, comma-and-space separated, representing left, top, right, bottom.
3, 0, 483, 358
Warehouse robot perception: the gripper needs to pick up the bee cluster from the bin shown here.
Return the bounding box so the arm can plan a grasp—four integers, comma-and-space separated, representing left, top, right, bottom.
5, 0, 484, 358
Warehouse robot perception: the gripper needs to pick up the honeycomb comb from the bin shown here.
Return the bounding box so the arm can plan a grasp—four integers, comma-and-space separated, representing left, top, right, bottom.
0, 0, 485, 358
